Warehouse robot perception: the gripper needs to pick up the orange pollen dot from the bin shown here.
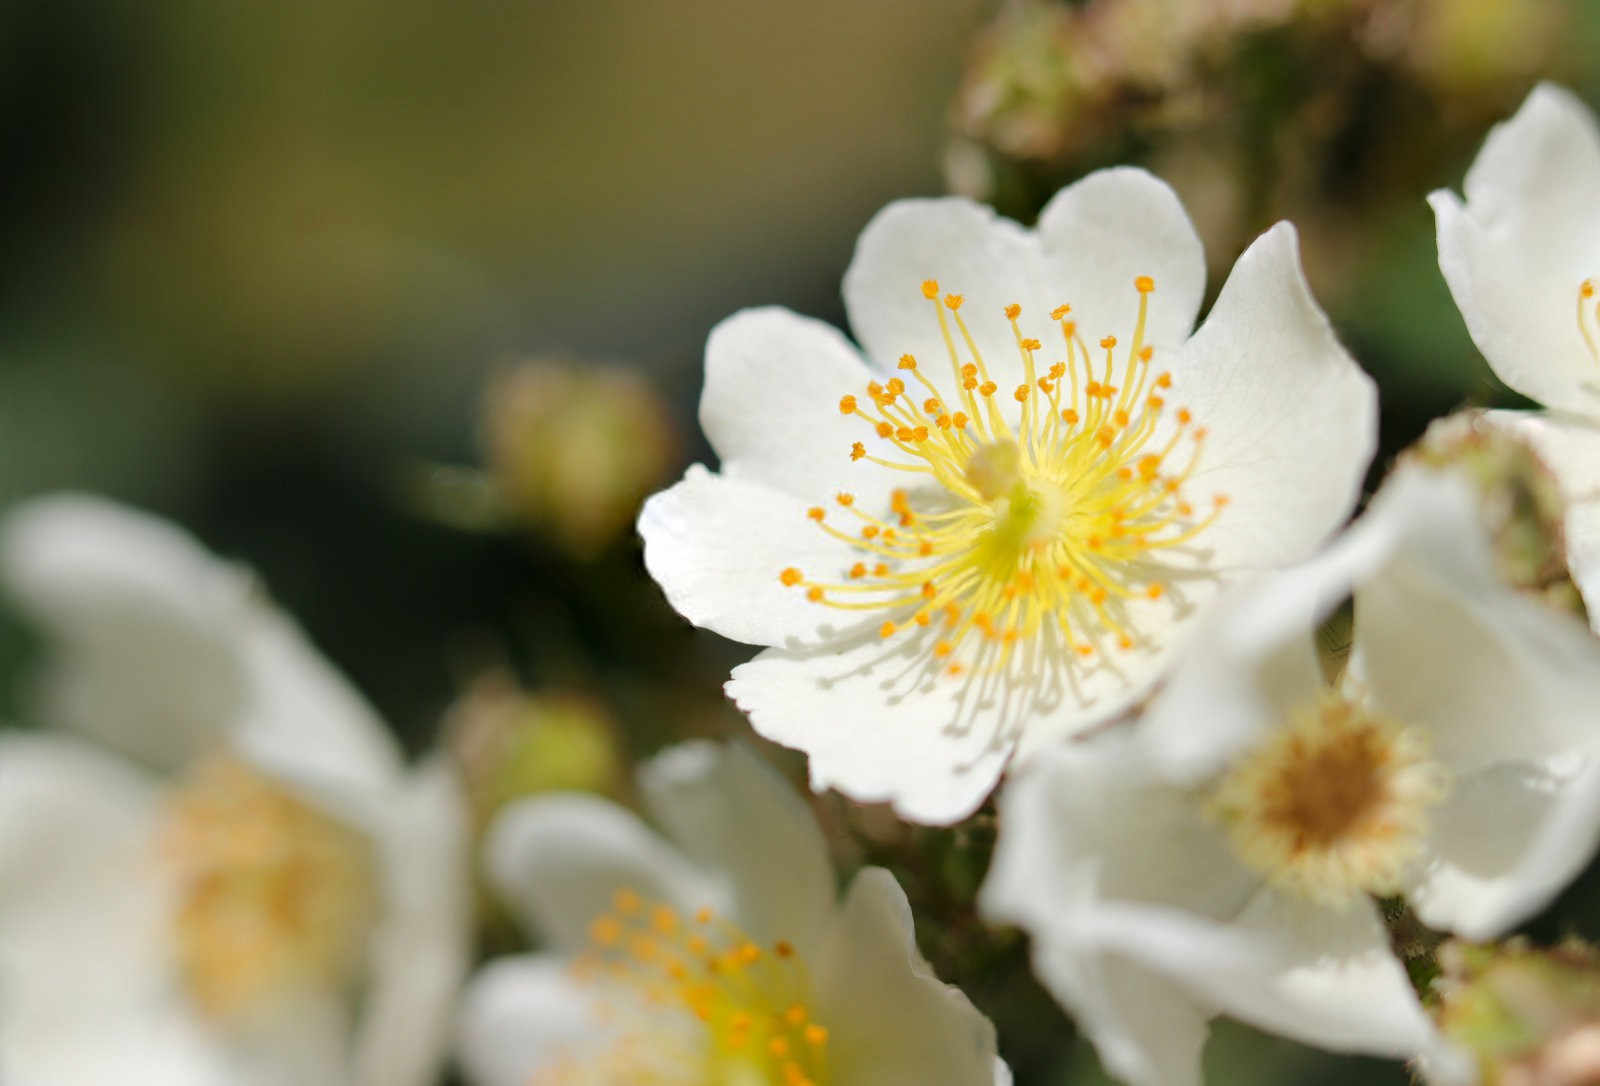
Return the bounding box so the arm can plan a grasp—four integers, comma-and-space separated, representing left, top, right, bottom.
1037, 378, 1053, 393
1049, 362, 1066, 378
1020, 337, 1041, 351
1050, 304, 1071, 320
836, 492, 854, 506
806, 1025, 828, 1046
1156, 372, 1173, 389
1193, 426, 1209, 441
779, 567, 802, 587
775, 940, 794, 958
1215, 493, 1231, 507
879, 621, 896, 638
850, 442, 865, 461
1100, 336, 1117, 349
1113, 409, 1130, 427
1085, 381, 1103, 397
1076, 644, 1094, 658
1004, 303, 1022, 319
898, 354, 917, 370
1014, 385, 1031, 402
838, 395, 856, 414
1146, 583, 1164, 600
1138, 346, 1153, 362
1176, 408, 1192, 425
1585, 279, 1596, 298
936, 414, 952, 429
918, 541, 934, 556
921, 279, 939, 299
1096, 427, 1115, 448
849, 563, 866, 579
875, 421, 893, 438
979, 381, 997, 396
862, 526, 879, 539
946, 663, 965, 676
695, 907, 713, 924
1118, 466, 1133, 480
1118, 634, 1134, 650
873, 562, 888, 576
1135, 275, 1155, 293
1061, 408, 1079, 424
913, 425, 929, 441
951, 411, 969, 428
806, 586, 823, 602
1062, 321, 1077, 335
934, 641, 953, 657
896, 426, 913, 442
807, 506, 825, 521
914, 611, 931, 626
886, 378, 905, 395
923, 397, 942, 413
961, 363, 978, 379
1177, 501, 1193, 516
1147, 395, 1164, 410
921, 581, 937, 599
867, 381, 883, 396
944, 294, 964, 310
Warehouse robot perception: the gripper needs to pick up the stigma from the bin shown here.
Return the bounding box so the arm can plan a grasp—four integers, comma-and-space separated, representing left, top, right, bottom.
779, 276, 1225, 682
1207, 697, 1447, 907
160, 757, 377, 1020
535, 890, 830, 1086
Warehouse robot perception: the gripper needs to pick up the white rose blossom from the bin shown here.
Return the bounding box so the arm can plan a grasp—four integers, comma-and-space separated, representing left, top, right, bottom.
980, 465, 1600, 1086
456, 740, 1008, 1086
0, 496, 471, 1086
1431, 82, 1600, 627
640, 168, 1376, 824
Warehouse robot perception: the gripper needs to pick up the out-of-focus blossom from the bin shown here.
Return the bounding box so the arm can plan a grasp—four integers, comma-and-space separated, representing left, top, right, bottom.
480, 359, 677, 558
1431, 83, 1600, 631
1431, 940, 1600, 1086
456, 741, 1007, 1086
640, 168, 1374, 824
444, 673, 625, 836
0, 496, 471, 1086
981, 465, 1600, 1086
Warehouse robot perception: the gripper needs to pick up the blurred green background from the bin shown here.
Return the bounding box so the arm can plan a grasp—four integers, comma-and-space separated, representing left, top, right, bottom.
4, 1, 1600, 1082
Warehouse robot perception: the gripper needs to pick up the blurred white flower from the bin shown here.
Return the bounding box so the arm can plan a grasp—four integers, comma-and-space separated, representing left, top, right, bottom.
456, 741, 1007, 1086
0, 496, 471, 1086
1431, 82, 1600, 629
641, 168, 1376, 823
981, 466, 1600, 1086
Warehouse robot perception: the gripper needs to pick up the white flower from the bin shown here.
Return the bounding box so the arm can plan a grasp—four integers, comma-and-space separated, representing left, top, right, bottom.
456, 740, 1007, 1086
640, 168, 1376, 824
1430, 82, 1600, 627
980, 466, 1600, 1086
0, 495, 471, 1086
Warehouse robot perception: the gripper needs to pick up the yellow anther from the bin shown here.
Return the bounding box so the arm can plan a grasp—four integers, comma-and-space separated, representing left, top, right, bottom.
1176, 408, 1192, 425
1100, 335, 1117, 349
769, 1038, 791, 1059
836, 492, 854, 506
806, 586, 823, 602
1585, 279, 1596, 299
785, 1004, 808, 1026
862, 525, 879, 539
849, 563, 866, 579
589, 915, 621, 945
775, 940, 794, 958
898, 354, 918, 370
873, 562, 889, 576
1050, 304, 1071, 320
614, 889, 641, 914
1147, 395, 1164, 410
896, 426, 914, 442
1061, 408, 1079, 424
879, 620, 897, 638
1156, 372, 1173, 389
1146, 583, 1164, 600
1004, 303, 1022, 319
951, 411, 969, 428
1014, 384, 1031, 402
805, 1024, 829, 1046
1113, 409, 1129, 427
807, 506, 825, 521
921, 279, 939, 299
1020, 337, 1041, 350
779, 567, 803, 587
944, 293, 964, 311
921, 581, 937, 599
979, 380, 997, 397
694, 906, 714, 925
1138, 346, 1153, 361
914, 611, 931, 626
923, 397, 942, 413
875, 421, 893, 438
887, 377, 905, 396
849, 442, 865, 461
839, 394, 857, 414
934, 640, 953, 657
1135, 275, 1155, 293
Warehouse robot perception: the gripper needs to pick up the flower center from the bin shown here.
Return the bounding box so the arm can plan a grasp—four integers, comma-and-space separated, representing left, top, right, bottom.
534, 889, 830, 1086
160, 757, 377, 1020
779, 276, 1224, 679
1580, 278, 1598, 364
1208, 696, 1447, 906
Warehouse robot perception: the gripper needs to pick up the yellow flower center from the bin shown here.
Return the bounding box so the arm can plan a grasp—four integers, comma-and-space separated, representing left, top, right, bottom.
1580, 278, 1599, 364
161, 757, 377, 1020
534, 890, 829, 1086
1208, 696, 1448, 906
780, 277, 1224, 679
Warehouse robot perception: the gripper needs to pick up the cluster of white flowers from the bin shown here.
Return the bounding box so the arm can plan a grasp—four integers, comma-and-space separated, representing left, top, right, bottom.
5, 81, 1600, 1086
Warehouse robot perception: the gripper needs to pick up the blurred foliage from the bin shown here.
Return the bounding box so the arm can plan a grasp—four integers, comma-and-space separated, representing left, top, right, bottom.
3, 1, 1600, 1083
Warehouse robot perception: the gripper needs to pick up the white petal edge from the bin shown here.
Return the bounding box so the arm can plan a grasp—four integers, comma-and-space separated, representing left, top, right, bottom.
638, 741, 835, 955
454, 954, 603, 1086
1173, 222, 1377, 571
483, 791, 722, 951
814, 867, 1000, 1086
352, 758, 473, 1086
639, 464, 863, 649
1429, 84, 1600, 415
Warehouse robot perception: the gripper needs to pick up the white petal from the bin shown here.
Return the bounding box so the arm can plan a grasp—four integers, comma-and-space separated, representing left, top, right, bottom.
639, 464, 862, 648
1034, 167, 1206, 354
814, 868, 999, 1086
1479, 409, 1600, 631
455, 955, 602, 1086
483, 792, 721, 951
0, 732, 237, 1085
0, 494, 255, 770
1410, 755, 1600, 940
726, 634, 1016, 825
1173, 223, 1376, 570
843, 196, 1043, 394
638, 741, 835, 955
1356, 475, 1600, 775
1078, 890, 1434, 1059
1430, 84, 1600, 414
701, 307, 899, 509
0, 494, 404, 797
352, 758, 473, 1086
